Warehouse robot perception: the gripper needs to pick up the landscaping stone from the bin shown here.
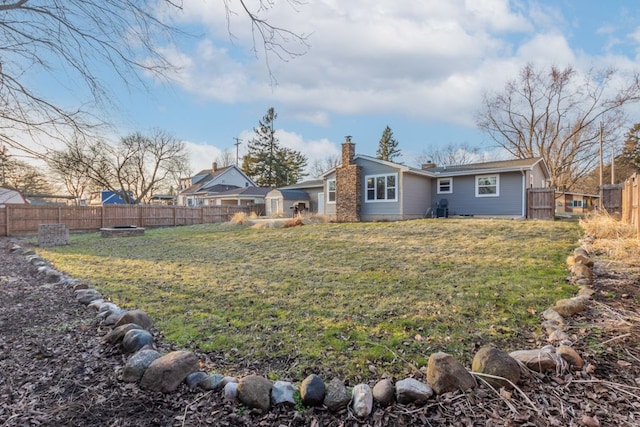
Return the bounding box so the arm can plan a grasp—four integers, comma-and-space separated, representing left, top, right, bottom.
553, 297, 587, 317
323, 377, 351, 412
271, 380, 297, 405
541, 308, 565, 324
122, 349, 161, 383
237, 375, 272, 412
103, 310, 126, 325
557, 345, 584, 369
122, 329, 154, 354
351, 384, 373, 418
548, 329, 571, 343
472, 346, 520, 389
198, 373, 225, 391
224, 382, 238, 401
427, 351, 476, 394
115, 309, 153, 330
571, 263, 593, 280
104, 323, 143, 345
185, 372, 209, 389
75, 289, 102, 304
300, 374, 326, 407
140, 350, 199, 393
578, 286, 596, 298
395, 378, 433, 404
509, 348, 557, 373
372, 379, 395, 407
87, 299, 105, 310
44, 269, 63, 283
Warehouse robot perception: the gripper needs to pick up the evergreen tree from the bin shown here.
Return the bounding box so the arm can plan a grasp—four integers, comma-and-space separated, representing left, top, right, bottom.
242, 108, 308, 187
621, 123, 640, 171
376, 126, 401, 161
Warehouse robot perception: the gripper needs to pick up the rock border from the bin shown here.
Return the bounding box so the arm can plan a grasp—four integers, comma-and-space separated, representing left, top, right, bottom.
5, 240, 597, 420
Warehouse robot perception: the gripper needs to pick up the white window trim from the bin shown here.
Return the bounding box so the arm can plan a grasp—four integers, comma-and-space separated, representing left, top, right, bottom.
475, 174, 500, 197
365, 173, 398, 203
437, 177, 453, 194
327, 179, 336, 204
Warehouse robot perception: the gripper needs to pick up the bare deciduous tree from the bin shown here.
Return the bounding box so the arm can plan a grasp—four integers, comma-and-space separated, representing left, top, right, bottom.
49, 130, 189, 204
477, 64, 640, 190
0, 1, 308, 156
310, 155, 340, 178
416, 143, 490, 167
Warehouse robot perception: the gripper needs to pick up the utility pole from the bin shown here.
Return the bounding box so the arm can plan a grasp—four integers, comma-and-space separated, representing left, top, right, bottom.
233, 137, 242, 166
599, 122, 603, 189
611, 142, 615, 184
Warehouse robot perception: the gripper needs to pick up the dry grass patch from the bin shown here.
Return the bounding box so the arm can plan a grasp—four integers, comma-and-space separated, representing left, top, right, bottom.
580, 211, 640, 265
39, 219, 580, 381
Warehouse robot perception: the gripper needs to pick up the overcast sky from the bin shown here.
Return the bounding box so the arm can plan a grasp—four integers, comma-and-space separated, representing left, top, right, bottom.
24, 1, 640, 174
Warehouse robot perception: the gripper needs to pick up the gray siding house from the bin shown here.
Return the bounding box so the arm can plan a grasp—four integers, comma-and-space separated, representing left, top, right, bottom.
314, 139, 551, 222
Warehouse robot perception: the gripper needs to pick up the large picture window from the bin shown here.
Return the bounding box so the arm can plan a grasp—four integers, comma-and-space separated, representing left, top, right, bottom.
366, 173, 397, 202
476, 175, 499, 197
327, 179, 336, 203
437, 177, 452, 194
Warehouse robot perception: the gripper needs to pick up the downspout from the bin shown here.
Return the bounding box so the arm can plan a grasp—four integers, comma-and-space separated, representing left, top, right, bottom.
521, 169, 526, 218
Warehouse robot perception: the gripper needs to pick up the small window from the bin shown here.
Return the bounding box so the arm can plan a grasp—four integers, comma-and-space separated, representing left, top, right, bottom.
572, 200, 583, 208
476, 175, 499, 197
437, 178, 452, 194
327, 179, 336, 203
365, 173, 397, 202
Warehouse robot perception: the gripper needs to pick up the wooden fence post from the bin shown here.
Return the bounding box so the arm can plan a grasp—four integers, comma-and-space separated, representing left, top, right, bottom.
101, 206, 105, 229
5, 205, 10, 237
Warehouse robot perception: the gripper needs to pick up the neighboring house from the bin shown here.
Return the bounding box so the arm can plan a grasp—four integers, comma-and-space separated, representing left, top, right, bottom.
202, 186, 270, 207
265, 189, 311, 217
178, 163, 257, 207
89, 190, 135, 205
0, 186, 27, 207
316, 139, 551, 222
555, 191, 599, 215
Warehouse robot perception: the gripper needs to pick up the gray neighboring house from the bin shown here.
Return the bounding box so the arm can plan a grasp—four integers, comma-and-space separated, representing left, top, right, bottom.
0, 186, 27, 207
314, 139, 551, 222
203, 186, 271, 208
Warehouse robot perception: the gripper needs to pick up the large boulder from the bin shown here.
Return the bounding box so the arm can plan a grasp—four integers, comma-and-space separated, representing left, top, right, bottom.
122, 329, 154, 354
104, 323, 143, 345
472, 347, 520, 389
427, 352, 476, 394
300, 374, 326, 407
552, 297, 587, 317
372, 379, 395, 407
140, 350, 199, 393
509, 348, 557, 373
122, 349, 161, 383
352, 384, 373, 418
237, 375, 272, 412
323, 377, 351, 412
115, 310, 153, 330
271, 380, 297, 405
395, 378, 433, 404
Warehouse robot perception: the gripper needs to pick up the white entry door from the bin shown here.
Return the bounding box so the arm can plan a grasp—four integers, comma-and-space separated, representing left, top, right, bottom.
317, 192, 325, 214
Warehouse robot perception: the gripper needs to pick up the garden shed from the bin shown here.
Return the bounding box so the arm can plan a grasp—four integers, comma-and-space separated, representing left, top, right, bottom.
265, 189, 310, 217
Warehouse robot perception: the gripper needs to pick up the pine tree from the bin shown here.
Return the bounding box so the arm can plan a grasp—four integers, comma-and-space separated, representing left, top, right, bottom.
621, 123, 640, 171
242, 108, 308, 187
376, 126, 401, 162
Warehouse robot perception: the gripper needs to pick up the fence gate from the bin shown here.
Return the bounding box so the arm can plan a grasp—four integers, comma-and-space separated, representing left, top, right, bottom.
527, 188, 555, 220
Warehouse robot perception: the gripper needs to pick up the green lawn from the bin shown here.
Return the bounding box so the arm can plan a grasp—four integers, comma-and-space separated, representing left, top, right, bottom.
38, 218, 581, 381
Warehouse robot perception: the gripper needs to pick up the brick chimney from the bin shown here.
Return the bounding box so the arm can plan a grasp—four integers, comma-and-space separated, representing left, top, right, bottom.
212, 162, 218, 171
421, 162, 437, 169
336, 136, 361, 222
341, 136, 355, 166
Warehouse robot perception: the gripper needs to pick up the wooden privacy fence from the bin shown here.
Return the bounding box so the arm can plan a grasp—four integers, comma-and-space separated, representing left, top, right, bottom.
0, 204, 253, 236
527, 188, 555, 220
621, 173, 640, 236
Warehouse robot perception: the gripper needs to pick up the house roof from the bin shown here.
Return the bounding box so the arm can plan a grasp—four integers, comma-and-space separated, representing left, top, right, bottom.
204, 187, 271, 198
0, 186, 27, 205
267, 189, 310, 200
281, 179, 324, 190
427, 158, 548, 176
180, 165, 257, 195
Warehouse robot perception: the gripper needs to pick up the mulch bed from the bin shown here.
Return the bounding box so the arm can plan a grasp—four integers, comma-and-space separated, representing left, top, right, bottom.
1, 237, 639, 426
